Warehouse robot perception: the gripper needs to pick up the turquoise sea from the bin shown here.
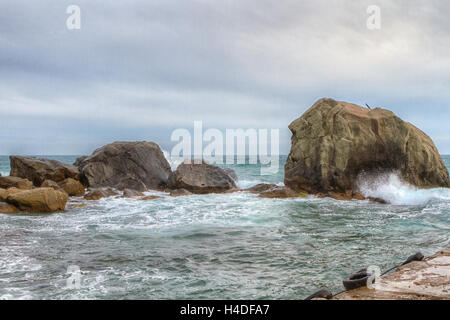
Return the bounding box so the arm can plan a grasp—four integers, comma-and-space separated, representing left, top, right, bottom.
0, 155, 449, 299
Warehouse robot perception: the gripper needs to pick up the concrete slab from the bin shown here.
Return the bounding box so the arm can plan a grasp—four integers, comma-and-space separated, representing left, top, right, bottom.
334, 249, 450, 300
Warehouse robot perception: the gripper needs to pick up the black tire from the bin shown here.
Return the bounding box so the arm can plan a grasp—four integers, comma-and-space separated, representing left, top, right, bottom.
342, 271, 374, 291
401, 252, 424, 265
304, 289, 333, 300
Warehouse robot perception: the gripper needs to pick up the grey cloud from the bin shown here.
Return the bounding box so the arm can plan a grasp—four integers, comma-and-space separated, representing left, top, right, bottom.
0, 0, 449, 155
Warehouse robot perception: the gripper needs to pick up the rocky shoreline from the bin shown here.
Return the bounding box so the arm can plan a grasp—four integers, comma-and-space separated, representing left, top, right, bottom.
1, 98, 449, 214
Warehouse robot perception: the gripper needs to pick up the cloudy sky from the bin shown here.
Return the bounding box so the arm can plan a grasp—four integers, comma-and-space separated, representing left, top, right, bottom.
0, 0, 449, 155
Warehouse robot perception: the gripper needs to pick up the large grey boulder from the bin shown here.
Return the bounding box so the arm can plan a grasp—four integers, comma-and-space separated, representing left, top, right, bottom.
75, 141, 172, 191
285, 98, 450, 193
168, 160, 237, 194
10, 156, 80, 186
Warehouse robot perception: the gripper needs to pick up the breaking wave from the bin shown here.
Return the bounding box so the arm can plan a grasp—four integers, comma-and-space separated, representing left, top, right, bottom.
358, 172, 450, 206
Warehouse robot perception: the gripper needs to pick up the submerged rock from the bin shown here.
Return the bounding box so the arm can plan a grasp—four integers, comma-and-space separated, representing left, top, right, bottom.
368, 197, 388, 204
140, 195, 162, 201
59, 178, 85, 197
285, 98, 450, 194
245, 183, 278, 193
76, 141, 171, 191
168, 160, 237, 194
0, 176, 33, 190
122, 189, 144, 198
258, 186, 307, 199
6, 188, 68, 213
10, 156, 80, 186
84, 188, 119, 200
169, 188, 193, 197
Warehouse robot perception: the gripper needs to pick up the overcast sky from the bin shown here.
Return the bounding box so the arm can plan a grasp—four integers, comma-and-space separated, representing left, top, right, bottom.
0, 0, 449, 155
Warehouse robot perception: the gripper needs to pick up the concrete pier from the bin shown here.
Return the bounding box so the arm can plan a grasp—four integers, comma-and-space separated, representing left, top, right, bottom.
334, 249, 450, 300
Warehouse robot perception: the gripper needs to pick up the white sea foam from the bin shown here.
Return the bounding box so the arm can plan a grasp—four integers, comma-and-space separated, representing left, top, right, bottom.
358, 172, 450, 206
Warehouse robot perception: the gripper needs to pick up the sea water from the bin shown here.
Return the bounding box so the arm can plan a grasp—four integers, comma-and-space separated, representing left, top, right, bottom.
0, 155, 449, 299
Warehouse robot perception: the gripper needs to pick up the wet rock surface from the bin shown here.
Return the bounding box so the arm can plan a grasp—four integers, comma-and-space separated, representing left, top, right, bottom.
122, 189, 145, 198
59, 178, 85, 197
168, 160, 237, 194
10, 156, 80, 186
84, 188, 119, 200
169, 188, 193, 197
285, 98, 450, 194
258, 186, 307, 199
244, 183, 278, 193
76, 141, 171, 192
5, 188, 69, 213
0, 176, 33, 190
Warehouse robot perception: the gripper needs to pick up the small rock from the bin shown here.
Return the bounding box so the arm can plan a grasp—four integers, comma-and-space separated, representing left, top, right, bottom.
69, 203, 88, 208
59, 178, 85, 197
0, 176, 33, 190
169, 189, 193, 197
140, 195, 162, 200
168, 160, 237, 194
245, 183, 278, 193
368, 197, 388, 204
353, 192, 366, 200
84, 188, 119, 200
122, 189, 145, 198
41, 179, 62, 190
329, 192, 352, 201
0, 202, 19, 214
258, 186, 307, 199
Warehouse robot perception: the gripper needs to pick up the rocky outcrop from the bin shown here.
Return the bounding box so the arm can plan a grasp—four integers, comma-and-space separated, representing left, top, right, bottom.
285, 98, 450, 194
168, 160, 237, 194
59, 178, 85, 197
5, 188, 68, 213
84, 188, 119, 200
0, 176, 33, 190
10, 156, 80, 186
76, 141, 171, 191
